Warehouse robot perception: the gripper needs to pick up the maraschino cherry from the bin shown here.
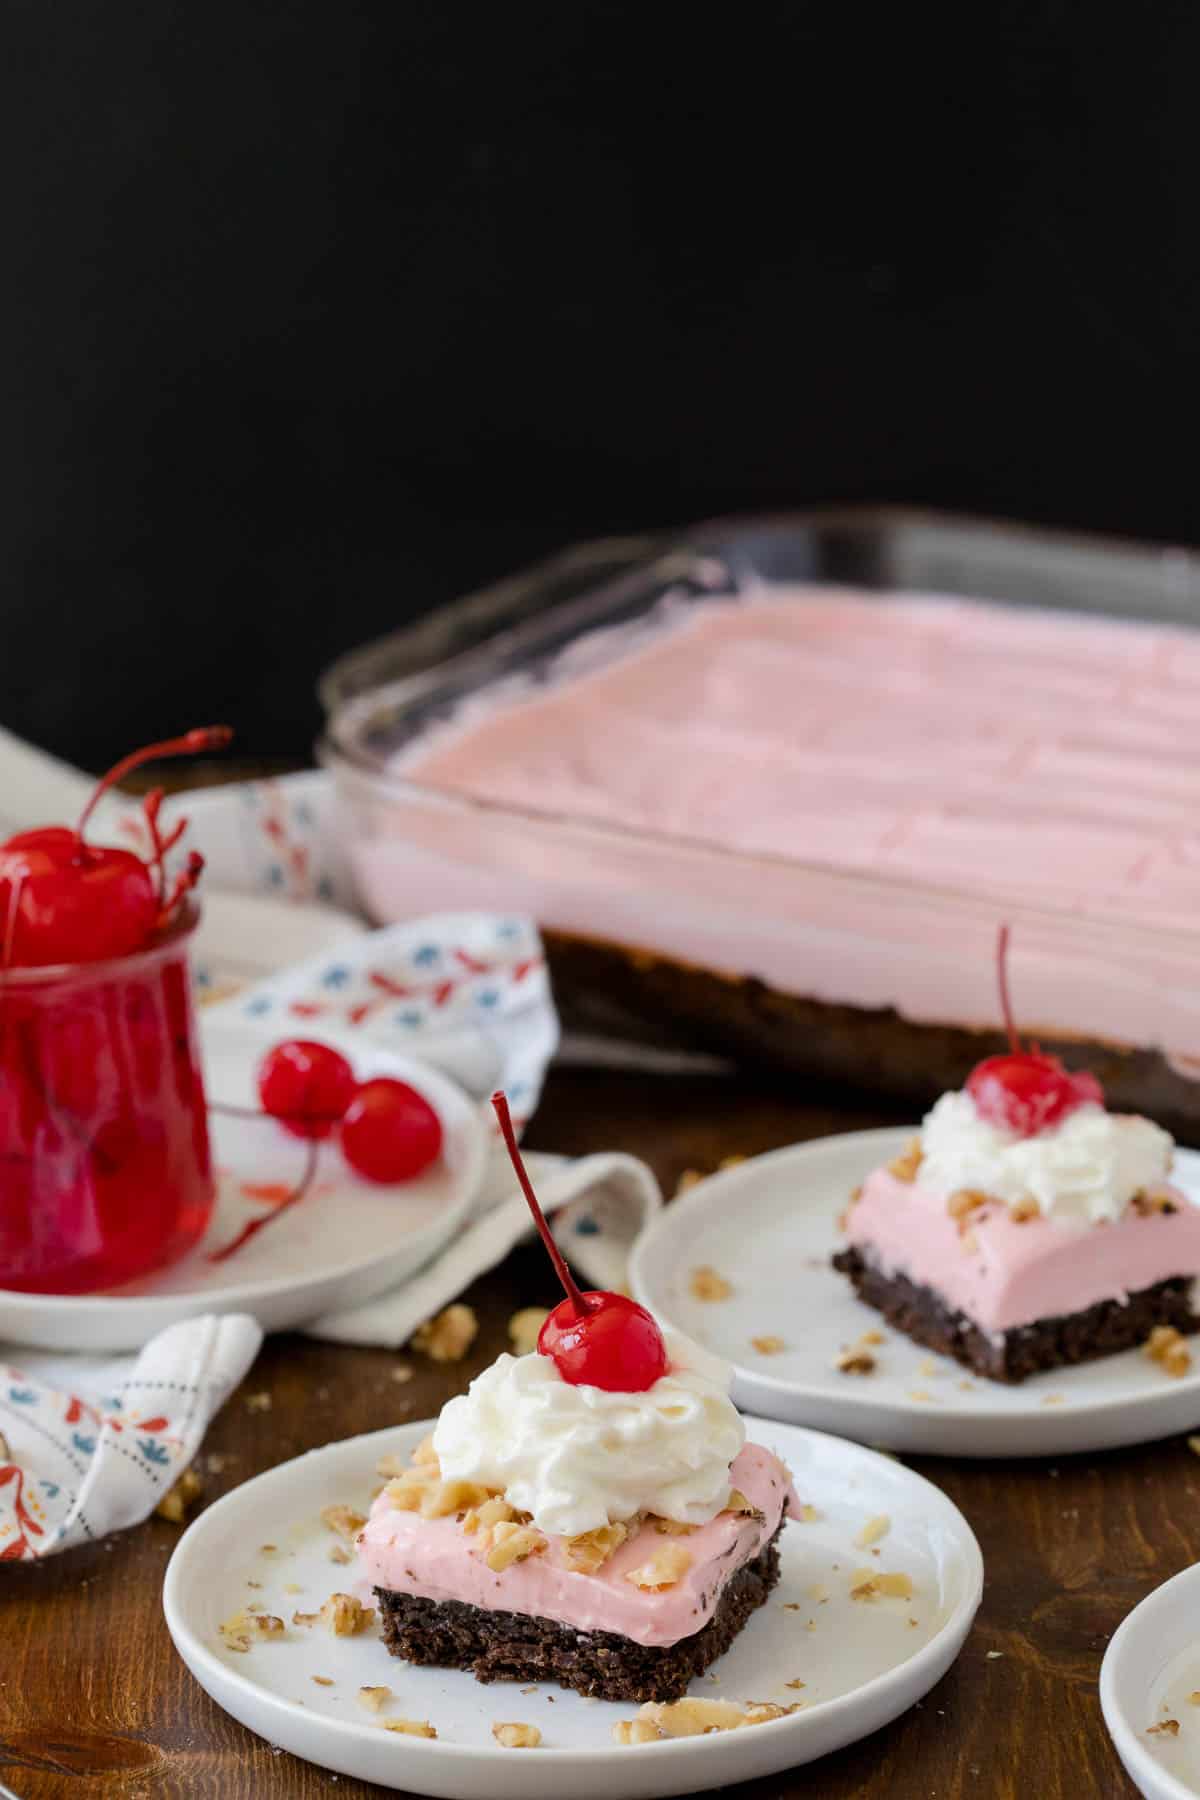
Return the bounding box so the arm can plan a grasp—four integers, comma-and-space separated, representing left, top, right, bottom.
258, 1039, 357, 1141
341, 1077, 444, 1182
492, 1089, 668, 1392
966, 924, 1103, 1138
0, 727, 232, 968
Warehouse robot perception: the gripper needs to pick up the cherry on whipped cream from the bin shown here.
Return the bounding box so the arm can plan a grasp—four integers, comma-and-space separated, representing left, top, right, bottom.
966, 924, 1103, 1137
492, 1089, 668, 1392
0, 727, 232, 968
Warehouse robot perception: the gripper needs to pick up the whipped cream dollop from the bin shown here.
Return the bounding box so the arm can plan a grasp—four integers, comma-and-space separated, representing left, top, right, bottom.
432, 1331, 745, 1537
919, 1090, 1174, 1224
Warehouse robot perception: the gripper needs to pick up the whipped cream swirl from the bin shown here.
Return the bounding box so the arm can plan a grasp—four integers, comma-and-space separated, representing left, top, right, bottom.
919, 1091, 1174, 1224
432, 1330, 745, 1537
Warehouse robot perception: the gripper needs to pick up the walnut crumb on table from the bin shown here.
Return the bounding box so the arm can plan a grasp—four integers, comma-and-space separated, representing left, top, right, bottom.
508, 1306, 551, 1354
155, 1465, 204, 1523
492, 1722, 542, 1748
411, 1303, 478, 1362
390, 1363, 414, 1384
244, 1392, 272, 1413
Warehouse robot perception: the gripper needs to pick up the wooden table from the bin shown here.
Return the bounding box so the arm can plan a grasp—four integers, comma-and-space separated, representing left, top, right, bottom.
2, 1063, 1193, 1799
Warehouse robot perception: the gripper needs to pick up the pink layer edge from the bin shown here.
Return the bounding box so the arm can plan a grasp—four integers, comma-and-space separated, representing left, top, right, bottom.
845, 1168, 1200, 1334
356, 1443, 800, 1649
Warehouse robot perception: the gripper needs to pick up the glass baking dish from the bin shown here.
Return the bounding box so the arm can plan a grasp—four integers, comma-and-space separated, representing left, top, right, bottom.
319, 509, 1200, 1136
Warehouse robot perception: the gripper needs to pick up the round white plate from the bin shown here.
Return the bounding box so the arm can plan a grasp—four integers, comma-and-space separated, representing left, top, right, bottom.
163, 1418, 982, 1800
0, 1036, 486, 1352
630, 1128, 1200, 1458
1101, 1562, 1200, 1799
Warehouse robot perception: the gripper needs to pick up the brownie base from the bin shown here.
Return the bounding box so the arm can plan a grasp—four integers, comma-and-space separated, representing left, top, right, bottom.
542, 930, 1200, 1142
374, 1527, 782, 1704
833, 1246, 1200, 1383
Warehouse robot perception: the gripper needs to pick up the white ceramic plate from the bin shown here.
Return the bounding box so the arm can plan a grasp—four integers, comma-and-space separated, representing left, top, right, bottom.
630, 1128, 1200, 1458
191, 889, 366, 1001
0, 1038, 486, 1353
163, 1418, 982, 1800
1101, 1562, 1200, 1799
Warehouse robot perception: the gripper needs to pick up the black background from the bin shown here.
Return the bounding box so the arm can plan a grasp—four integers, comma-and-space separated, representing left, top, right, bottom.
5, 3, 1199, 768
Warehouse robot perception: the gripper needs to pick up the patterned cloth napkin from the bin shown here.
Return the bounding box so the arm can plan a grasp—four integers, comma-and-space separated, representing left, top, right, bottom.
0, 1316, 261, 1561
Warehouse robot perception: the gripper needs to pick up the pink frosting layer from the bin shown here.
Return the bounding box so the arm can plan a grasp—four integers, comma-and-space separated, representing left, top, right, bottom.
356, 1444, 799, 1649
346, 589, 1200, 1063
846, 1168, 1200, 1333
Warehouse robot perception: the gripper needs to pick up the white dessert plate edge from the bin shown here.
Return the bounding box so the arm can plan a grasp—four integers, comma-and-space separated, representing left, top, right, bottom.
1101, 1562, 1200, 1800
163, 1418, 983, 1800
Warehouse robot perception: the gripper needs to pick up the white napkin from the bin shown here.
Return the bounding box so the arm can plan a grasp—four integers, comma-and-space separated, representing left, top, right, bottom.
0, 1314, 261, 1561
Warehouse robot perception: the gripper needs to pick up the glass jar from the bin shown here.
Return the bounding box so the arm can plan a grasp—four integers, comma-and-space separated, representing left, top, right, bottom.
0, 906, 214, 1294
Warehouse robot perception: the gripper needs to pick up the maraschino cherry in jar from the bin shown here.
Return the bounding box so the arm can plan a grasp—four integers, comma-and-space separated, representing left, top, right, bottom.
0, 728, 230, 1294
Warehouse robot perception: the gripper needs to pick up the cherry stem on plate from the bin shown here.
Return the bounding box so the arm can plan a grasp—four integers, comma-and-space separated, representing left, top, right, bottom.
75, 726, 234, 842
206, 1118, 320, 1265
492, 1089, 587, 1318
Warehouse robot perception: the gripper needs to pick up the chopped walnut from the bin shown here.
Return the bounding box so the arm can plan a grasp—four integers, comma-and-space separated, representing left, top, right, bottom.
751, 1335, 787, 1355
411, 1303, 478, 1363
1010, 1196, 1041, 1223
743, 1701, 803, 1723
485, 1522, 546, 1572
689, 1265, 734, 1302
888, 1139, 923, 1182
1146, 1325, 1193, 1378
835, 1349, 876, 1375
946, 1189, 988, 1224
328, 1544, 352, 1566
859, 1329, 885, 1346
292, 1610, 318, 1627
312, 1675, 334, 1687
243, 1391, 272, 1413
798, 1503, 819, 1522
492, 1722, 542, 1748
624, 1544, 693, 1589
725, 1489, 766, 1523
155, 1466, 204, 1523
785, 1678, 806, 1690
382, 1718, 437, 1738
636, 1697, 748, 1737
418, 1477, 495, 1519
219, 1609, 284, 1651
612, 1717, 663, 1744
651, 1516, 696, 1536
850, 1568, 914, 1601
358, 1686, 391, 1712
1147, 1718, 1181, 1737
320, 1593, 376, 1637
854, 1514, 890, 1548
463, 1496, 516, 1536
320, 1503, 366, 1540
413, 1434, 439, 1466
1189, 1691, 1200, 1706
1131, 1189, 1179, 1217
563, 1521, 628, 1573
508, 1306, 551, 1354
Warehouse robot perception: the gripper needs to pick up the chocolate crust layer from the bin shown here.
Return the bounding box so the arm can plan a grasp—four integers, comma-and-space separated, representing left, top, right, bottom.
833, 1246, 1200, 1383
374, 1528, 782, 1704
543, 930, 1200, 1140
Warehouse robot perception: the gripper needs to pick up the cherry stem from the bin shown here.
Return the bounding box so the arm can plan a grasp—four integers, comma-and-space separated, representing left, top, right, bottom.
994, 922, 1024, 1057
207, 1134, 319, 1264
492, 1089, 587, 1318
75, 726, 234, 841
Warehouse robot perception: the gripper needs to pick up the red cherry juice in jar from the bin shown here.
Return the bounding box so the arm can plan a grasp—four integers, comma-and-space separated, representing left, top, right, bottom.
0, 904, 214, 1293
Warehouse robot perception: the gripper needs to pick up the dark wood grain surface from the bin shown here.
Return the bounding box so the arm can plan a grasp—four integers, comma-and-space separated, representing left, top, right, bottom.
1, 1063, 1193, 1799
